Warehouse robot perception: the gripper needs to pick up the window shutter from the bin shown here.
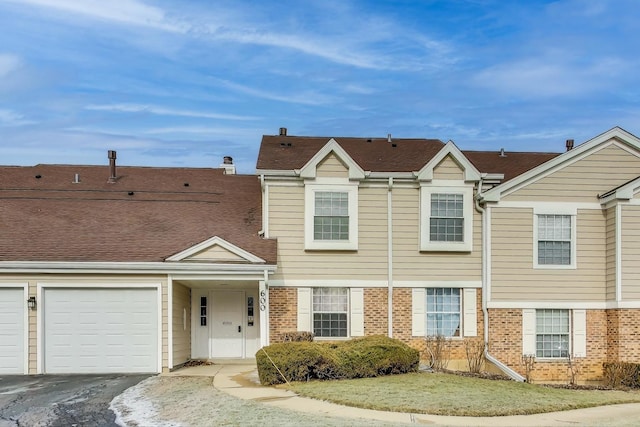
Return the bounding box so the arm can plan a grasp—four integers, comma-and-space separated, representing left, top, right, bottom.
573, 309, 587, 358
412, 288, 426, 336
297, 288, 311, 332
350, 288, 364, 337
522, 309, 536, 356
463, 288, 477, 337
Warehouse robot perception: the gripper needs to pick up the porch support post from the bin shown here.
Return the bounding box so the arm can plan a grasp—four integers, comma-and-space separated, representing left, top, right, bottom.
259, 280, 269, 347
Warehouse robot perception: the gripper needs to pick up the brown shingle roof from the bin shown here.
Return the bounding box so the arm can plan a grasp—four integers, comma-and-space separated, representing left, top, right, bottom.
463, 150, 560, 182
0, 165, 276, 263
256, 134, 560, 179
257, 135, 445, 172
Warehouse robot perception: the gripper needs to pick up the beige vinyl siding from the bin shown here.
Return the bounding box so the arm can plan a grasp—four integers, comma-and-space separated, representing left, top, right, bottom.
268, 185, 388, 280
316, 153, 349, 178
187, 246, 245, 262
433, 155, 464, 180
491, 208, 606, 301
7, 274, 167, 374
621, 205, 640, 300
505, 144, 640, 202
392, 187, 481, 281
172, 282, 191, 366
606, 206, 617, 301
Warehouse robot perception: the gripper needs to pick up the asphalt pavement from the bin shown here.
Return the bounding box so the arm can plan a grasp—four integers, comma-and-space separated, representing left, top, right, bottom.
0, 374, 149, 427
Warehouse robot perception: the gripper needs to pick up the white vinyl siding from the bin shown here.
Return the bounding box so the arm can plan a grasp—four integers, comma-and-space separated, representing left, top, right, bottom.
412, 287, 477, 337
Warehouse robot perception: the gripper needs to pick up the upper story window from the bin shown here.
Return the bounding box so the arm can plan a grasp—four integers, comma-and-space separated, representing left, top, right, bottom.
312, 287, 348, 337
420, 183, 473, 252
430, 194, 464, 242
537, 215, 571, 265
314, 192, 349, 240
533, 208, 576, 269
305, 180, 358, 250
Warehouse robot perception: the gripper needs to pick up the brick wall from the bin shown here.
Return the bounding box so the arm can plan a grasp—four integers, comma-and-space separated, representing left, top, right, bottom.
607, 309, 640, 362
268, 287, 297, 343
488, 309, 607, 383
364, 288, 388, 335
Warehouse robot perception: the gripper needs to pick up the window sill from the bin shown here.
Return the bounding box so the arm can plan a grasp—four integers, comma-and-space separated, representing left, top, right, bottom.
420, 242, 472, 252
305, 241, 358, 251
533, 264, 577, 270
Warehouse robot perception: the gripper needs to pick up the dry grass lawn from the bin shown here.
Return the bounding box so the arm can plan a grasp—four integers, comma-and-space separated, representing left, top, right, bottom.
287, 372, 640, 416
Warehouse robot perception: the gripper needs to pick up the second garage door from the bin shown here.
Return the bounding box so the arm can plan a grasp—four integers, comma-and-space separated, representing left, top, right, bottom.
43, 288, 158, 374
0, 287, 25, 374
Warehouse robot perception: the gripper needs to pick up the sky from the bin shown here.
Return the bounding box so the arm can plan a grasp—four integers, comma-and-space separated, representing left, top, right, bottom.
1, 0, 640, 174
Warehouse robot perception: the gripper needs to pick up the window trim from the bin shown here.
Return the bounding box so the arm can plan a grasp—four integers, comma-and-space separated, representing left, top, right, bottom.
533, 207, 577, 269
312, 287, 349, 338
420, 182, 473, 252
305, 180, 358, 250
426, 288, 462, 338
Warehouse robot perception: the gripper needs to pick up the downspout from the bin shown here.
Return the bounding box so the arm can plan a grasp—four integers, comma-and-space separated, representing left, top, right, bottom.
475, 177, 525, 382
258, 175, 267, 238
387, 177, 394, 338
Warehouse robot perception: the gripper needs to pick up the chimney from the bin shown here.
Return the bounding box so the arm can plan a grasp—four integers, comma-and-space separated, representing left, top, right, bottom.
566, 139, 574, 151
107, 150, 117, 183
387, 133, 392, 143
279, 127, 287, 136
221, 156, 236, 175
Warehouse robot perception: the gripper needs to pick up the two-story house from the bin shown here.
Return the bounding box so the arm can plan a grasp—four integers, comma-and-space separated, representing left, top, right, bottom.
2, 126, 640, 383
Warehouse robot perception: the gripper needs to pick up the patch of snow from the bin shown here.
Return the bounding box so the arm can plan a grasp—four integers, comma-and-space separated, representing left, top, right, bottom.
110, 377, 180, 427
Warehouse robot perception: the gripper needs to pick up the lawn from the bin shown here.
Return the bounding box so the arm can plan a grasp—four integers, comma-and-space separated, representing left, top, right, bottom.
287, 372, 640, 416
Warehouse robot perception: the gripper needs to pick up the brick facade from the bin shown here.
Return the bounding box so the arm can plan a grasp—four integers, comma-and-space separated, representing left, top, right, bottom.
268, 287, 297, 343
364, 288, 388, 335
607, 309, 640, 362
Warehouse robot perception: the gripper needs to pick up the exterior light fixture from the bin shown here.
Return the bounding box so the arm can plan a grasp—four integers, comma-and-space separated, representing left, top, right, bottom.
27, 296, 36, 310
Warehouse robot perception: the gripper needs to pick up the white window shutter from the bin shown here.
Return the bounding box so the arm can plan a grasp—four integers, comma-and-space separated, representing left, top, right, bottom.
412, 288, 426, 336
463, 288, 477, 337
522, 309, 536, 356
573, 309, 587, 358
350, 288, 364, 337
297, 288, 311, 332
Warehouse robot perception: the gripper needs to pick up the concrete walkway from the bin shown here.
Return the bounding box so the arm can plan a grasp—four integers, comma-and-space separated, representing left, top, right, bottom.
163, 364, 640, 426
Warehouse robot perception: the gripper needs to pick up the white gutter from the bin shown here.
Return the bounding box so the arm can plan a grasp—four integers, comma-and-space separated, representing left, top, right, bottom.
475, 178, 525, 382
387, 177, 394, 338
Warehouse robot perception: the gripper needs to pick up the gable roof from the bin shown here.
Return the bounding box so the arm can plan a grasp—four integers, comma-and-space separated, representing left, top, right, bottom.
463, 150, 560, 183
0, 164, 276, 263
256, 135, 445, 173
480, 126, 640, 202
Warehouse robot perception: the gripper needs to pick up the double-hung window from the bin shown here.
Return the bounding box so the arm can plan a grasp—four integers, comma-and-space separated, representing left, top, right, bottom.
534, 209, 576, 268
538, 215, 571, 265
536, 309, 570, 358
312, 287, 348, 337
305, 182, 358, 250
426, 288, 461, 337
420, 184, 473, 252
314, 192, 349, 240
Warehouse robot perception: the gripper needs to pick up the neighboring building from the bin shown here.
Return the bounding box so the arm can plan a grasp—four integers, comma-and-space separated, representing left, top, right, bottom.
2, 126, 640, 383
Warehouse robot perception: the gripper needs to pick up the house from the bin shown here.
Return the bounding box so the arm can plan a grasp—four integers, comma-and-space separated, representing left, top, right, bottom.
2, 126, 640, 383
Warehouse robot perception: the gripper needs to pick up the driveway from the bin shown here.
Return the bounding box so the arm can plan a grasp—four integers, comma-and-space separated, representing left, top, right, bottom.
0, 374, 149, 427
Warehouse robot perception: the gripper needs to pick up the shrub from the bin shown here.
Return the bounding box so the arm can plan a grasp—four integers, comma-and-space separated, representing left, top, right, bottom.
256, 335, 419, 385
281, 331, 315, 342
603, 362, 640, 388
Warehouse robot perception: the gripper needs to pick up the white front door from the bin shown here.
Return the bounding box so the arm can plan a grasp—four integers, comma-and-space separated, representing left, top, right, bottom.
211, 290, 244, 358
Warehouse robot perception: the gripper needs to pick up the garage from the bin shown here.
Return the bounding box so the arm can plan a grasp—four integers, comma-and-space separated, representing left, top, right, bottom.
0, 287, 25, 374
43, 287, 159, 374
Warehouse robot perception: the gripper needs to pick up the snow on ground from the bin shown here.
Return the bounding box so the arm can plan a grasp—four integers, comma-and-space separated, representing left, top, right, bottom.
110, 377, 180, 427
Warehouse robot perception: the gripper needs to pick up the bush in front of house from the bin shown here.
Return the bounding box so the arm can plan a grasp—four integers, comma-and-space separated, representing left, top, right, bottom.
281, 331, 315, 342
603, 362, 640, 388
256, 335, 419, 385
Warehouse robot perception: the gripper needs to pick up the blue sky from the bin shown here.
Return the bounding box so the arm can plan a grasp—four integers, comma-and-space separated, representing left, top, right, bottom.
1, 0, 639, 173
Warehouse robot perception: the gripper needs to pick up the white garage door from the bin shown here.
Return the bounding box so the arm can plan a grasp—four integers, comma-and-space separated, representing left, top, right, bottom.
0, 288, 25, 374
44, 288, 158, 374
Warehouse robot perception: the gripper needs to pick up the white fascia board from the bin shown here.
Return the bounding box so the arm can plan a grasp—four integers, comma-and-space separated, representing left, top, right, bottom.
0, 261, 277, 275
416, 140, 481, 182
166, 236, 265, 263
255, 169, 298, 177
366, 171, 416, 179
482, 127, 640, 202
298, 138, 366, 180
599, 177, 640, 204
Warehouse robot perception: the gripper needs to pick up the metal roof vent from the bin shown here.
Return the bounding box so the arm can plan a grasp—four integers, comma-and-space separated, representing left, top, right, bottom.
279, 127, 287, 136
72, 173, 80, 184
566, 139, 574, 151
499, 148, 507, 157
387, 133, 392, 143
107, 150, 117, 183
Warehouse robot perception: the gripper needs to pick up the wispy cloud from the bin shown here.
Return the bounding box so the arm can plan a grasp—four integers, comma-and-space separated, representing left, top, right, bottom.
0, 53, 21, 77
85, 103, 258, 121
0, 109, 34, 126
210, 77, 336, 106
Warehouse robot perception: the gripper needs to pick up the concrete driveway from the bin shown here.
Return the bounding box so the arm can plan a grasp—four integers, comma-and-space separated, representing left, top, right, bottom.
0, 374, 149, 427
